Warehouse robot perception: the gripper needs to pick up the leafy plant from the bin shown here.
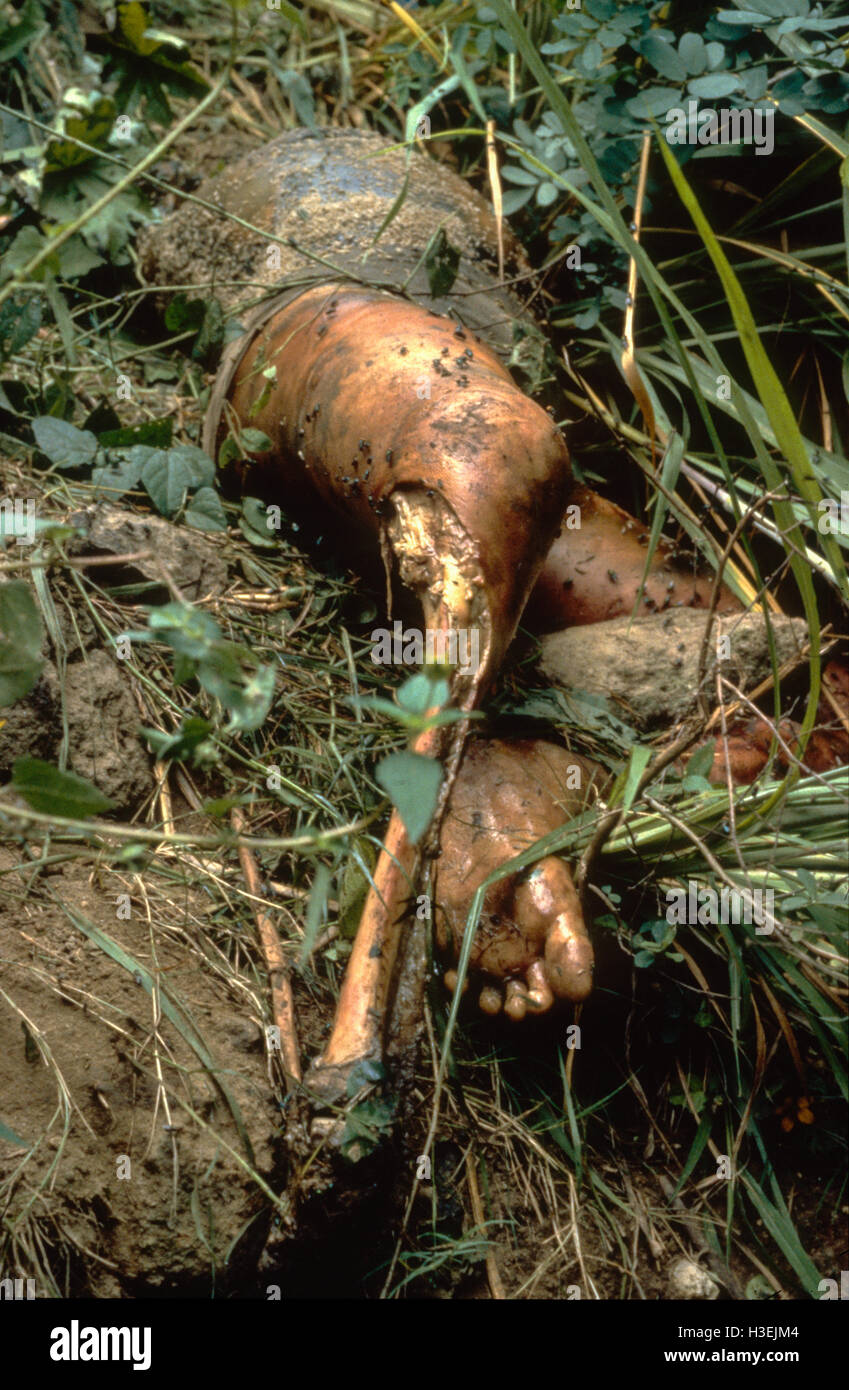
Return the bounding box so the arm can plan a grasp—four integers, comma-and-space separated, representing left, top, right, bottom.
0, 580, 44, 706
30, 417, 227, 529
358, 668, 477, 844
132, 600, 276, 733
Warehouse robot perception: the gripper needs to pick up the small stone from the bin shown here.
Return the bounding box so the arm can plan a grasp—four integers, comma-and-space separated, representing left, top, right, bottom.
668, 1258, 719, 1300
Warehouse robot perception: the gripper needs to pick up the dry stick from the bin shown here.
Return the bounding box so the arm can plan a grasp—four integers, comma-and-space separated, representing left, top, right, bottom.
641, 794, 780, 939
821, 670, 849, 738
318, 804, 416, 1069
231, 808, 300, 1087
620, 133, 657, 465
0, 799, 378, 853
680, 462, 834, 585
485, 119, 504, 283
669, 1061, 788, 1298
560, 359, 766, 608
0, 549, 155, 574
465, 1149, 505, 1299
656, 1174, 746, 1299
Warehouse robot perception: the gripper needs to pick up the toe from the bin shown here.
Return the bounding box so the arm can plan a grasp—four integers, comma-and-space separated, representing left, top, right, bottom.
524, 960, 554, 1012
479, 985, 502, 1015
444, 969, 468, 995
504, 980, 528, 1021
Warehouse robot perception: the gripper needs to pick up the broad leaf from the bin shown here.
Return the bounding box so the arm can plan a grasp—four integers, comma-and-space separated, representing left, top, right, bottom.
32, 417, 97, 470
375, 750, 442, 845
12, 758, 114, 818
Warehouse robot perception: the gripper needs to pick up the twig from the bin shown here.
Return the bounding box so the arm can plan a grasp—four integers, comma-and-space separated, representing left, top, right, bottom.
231, 808, 300, 1087
465, 1149, 505, 1299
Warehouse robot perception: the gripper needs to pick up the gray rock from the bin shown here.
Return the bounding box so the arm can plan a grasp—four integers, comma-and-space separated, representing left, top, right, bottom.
539, 609, 809, 733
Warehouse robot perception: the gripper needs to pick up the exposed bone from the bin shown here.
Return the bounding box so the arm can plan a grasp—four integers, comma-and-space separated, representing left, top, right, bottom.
308, 492, 490, 1101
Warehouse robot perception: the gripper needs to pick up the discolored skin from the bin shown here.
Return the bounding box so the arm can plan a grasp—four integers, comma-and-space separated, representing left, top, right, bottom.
707, 659, 849, 784
224, 282, 572, 683
434, 739, 609, 1018
526, 484, 739, 632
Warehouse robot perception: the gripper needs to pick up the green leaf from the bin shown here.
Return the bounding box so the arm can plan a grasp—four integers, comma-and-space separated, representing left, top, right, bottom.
140, 716, 213, 761
185, 485, 228, 532
298, 864, 332, 967
97, 419, 172, 449
746, 1274, 778, 1300
141, 445, 214, 516
164, 294, 205, 333
147, 600, 221, 658
626, 85, 685, 117
32, 417, 98, 470
673, 1107, 715, 1194
219, 660, 276, 734
345, 1057, 385, 1095
641, 32, 689, 82
239, 496, 279, 547
12, 758, 114, 818
1, 228, 59, 281
338, 840, 378, 941
339, 1094, 395, 1161
375, 750, 442, 845
90, 447, 148, 500
741, 65, 769, 99
239, 429, 273, 455
0, 294, 42, 360
613, 744, 652, 815
397, 670, 451, 717
687, 73, 743, 98
0, 580, 44, 706
56, 236, 104, 279
190, 297, 225, 364
686, 744, 716, 781
740, 1169, 823, 1298
0, 0, 44, 63
536, 181, 560, 207
678, 33, 708, 75
579, 38, 603, 73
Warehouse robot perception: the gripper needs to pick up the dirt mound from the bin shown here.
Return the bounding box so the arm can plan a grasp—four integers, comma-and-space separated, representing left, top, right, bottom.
0, 852, 282, 1296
